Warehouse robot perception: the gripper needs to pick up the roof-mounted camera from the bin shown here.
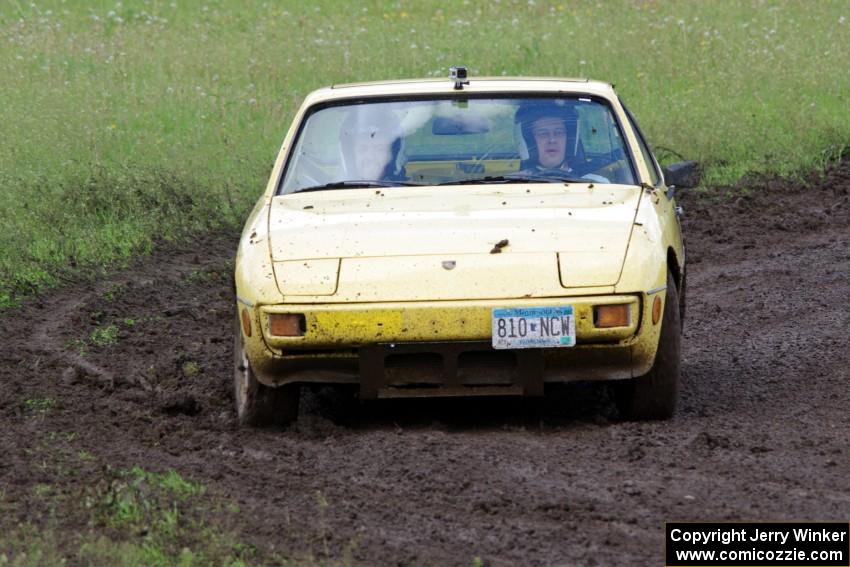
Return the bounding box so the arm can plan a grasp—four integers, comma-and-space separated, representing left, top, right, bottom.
450, 66, 469, 90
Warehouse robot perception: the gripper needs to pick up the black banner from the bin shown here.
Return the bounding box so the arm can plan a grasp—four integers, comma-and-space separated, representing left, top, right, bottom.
665, 522, 850, 566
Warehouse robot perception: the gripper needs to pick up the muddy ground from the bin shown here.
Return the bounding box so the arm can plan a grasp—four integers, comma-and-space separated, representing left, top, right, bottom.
2, 160, 849, 566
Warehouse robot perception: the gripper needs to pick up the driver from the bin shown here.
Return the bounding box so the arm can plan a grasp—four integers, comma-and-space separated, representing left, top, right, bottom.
515, 101, 608, 182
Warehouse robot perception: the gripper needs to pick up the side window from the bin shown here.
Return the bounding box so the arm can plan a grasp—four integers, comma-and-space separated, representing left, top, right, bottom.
622, 105, 661, 186
576, 106, 617, 154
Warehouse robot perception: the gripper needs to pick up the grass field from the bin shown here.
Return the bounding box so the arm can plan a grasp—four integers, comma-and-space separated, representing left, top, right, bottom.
0, 0, 848, 304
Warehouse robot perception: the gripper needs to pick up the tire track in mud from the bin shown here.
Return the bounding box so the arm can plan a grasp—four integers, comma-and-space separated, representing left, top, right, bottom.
29, 285, 118, 388
1, 162, 849, 565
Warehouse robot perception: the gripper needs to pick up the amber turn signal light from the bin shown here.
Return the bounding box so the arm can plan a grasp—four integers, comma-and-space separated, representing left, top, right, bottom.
269, 313, 306, 337
241, 308, 252, 338
652, 296, 663, 325
594, 304, 630, 328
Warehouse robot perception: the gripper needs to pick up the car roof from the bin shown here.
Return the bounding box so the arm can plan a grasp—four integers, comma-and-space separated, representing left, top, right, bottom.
301, 77, 618, 106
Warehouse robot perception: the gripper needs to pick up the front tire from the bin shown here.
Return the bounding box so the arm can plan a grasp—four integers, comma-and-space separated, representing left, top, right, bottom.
617, 270, 681, 420
233, 318, 299, 427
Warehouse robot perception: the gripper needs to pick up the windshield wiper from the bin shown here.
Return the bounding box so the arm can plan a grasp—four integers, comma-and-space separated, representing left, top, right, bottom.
294, 180, 421, 194
436, 174, 585, 186
507, 173, 587, 184
436, 175, 518, 186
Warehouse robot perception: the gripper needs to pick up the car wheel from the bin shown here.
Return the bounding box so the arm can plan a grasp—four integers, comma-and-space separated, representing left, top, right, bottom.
233, 318, 299, 427
617, 270, 681, 420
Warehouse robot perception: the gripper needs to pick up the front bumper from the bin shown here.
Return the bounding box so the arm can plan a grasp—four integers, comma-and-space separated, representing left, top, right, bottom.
240, 294, 664, 396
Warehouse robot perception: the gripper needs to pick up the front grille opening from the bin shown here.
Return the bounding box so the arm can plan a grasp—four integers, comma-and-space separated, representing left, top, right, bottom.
457, 350, 517, 385
458, 350, 516, 368
385, 352, 443, 385
391, 383, 441, 390
385, 352, 442, 368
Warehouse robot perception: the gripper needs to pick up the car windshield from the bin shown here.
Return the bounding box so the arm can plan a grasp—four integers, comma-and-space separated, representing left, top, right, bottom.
278, 96, 636, 194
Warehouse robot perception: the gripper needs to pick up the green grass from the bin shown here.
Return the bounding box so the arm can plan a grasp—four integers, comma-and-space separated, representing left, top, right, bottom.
181, 360, 201, 377
0, 524, 66, 567
0, 0, 848, 304
24, 397, 55, 415
89, 324, 119, 347
0, 462, 354, 567
1, 466, 253, 567
1, 424, 353, 566
1, 425, 267, 566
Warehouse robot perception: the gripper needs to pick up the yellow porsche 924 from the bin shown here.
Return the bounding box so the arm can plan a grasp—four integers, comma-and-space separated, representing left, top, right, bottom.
233, 68, 699, 426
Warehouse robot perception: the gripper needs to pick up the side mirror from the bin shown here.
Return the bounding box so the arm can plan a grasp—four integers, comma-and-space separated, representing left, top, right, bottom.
662, 160, 701, 189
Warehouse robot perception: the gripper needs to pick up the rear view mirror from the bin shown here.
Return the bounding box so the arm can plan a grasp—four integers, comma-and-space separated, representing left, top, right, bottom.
432, 115, 491, 135
662, 160, 701, 189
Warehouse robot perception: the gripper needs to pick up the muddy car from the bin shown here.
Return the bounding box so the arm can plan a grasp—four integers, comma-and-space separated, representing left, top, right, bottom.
233, 68, 698, 426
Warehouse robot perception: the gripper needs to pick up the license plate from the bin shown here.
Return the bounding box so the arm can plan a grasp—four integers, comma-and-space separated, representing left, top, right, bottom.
491, 306, 576, 349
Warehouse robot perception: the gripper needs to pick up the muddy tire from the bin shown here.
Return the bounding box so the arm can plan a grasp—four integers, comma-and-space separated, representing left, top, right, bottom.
233, 319, 299, 427
617, 270, 681, 420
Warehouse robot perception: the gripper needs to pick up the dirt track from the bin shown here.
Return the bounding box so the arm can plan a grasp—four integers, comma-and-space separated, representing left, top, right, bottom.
2, 161, 849, 565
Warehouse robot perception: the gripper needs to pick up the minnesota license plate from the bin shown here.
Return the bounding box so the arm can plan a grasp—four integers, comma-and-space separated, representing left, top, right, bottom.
491, 306, 576, 349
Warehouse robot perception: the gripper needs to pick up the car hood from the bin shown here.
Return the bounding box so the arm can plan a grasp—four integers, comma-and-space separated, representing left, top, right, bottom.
268, 184, 642, 301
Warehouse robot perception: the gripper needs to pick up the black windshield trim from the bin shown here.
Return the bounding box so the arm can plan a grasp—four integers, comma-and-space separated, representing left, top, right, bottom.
293, 180, 423, 194
435, 174, 586, 186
